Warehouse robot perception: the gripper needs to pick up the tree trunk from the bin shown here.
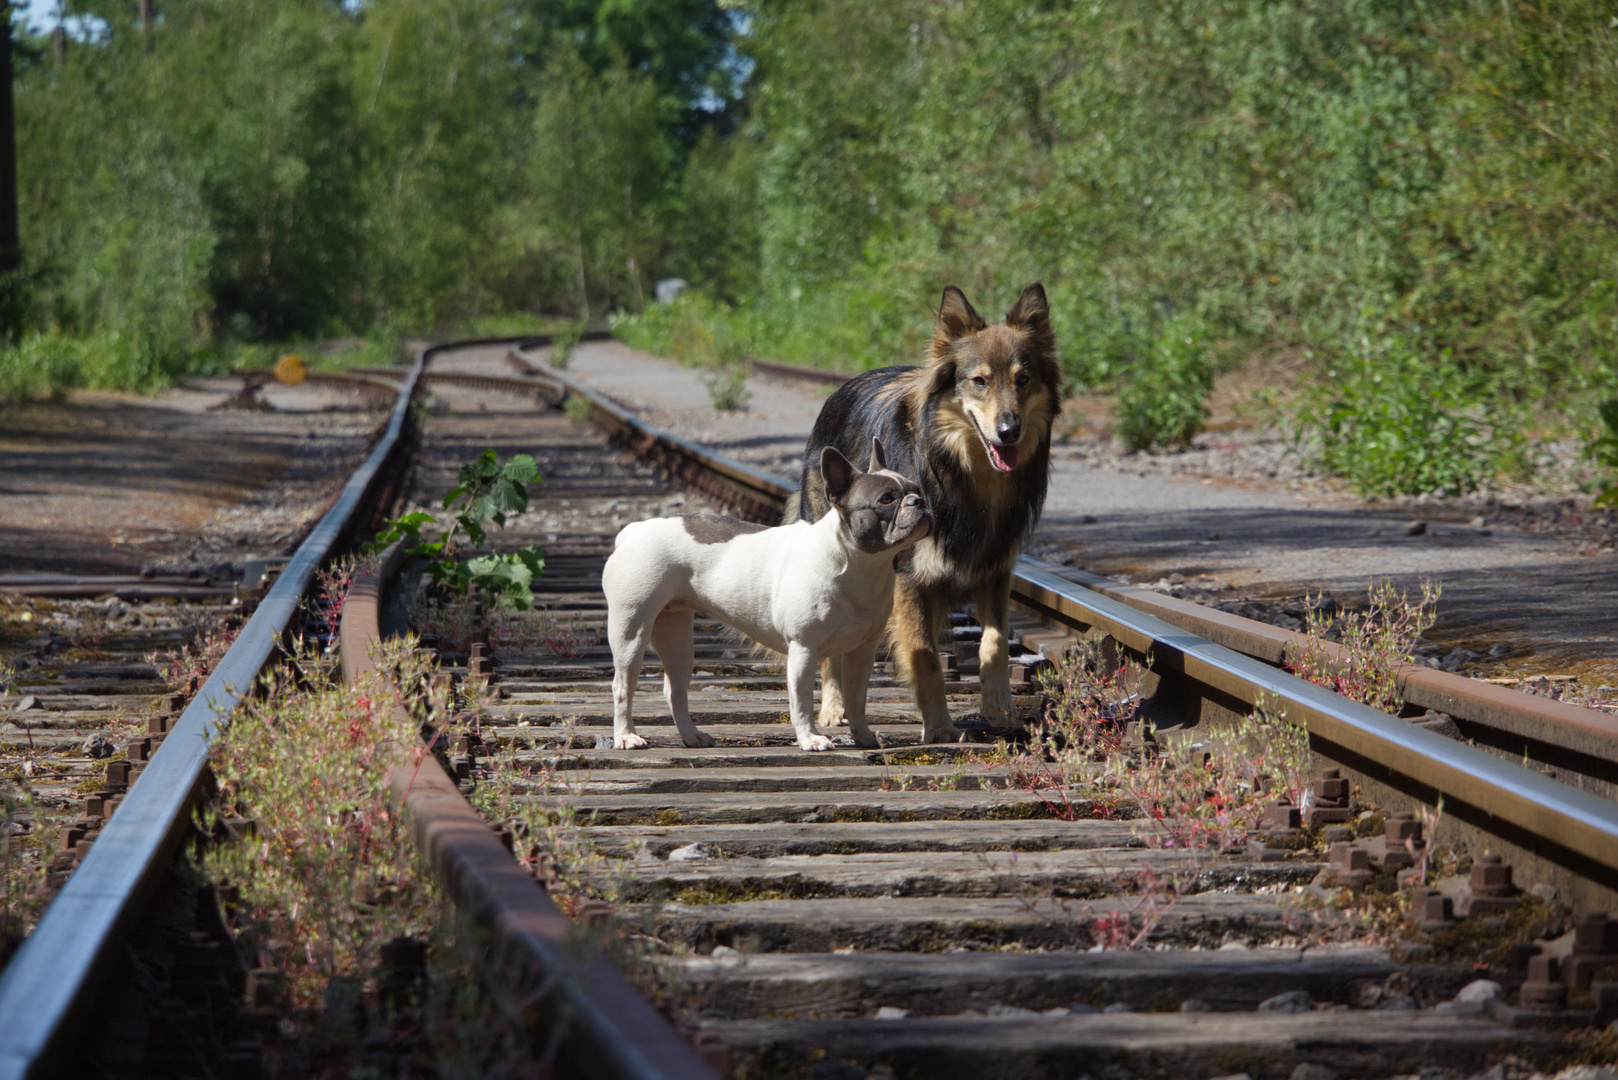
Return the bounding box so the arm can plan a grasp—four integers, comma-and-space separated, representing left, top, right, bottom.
565, 122, 590, 322
623, 182, 644, 313
0, 12, 19, 274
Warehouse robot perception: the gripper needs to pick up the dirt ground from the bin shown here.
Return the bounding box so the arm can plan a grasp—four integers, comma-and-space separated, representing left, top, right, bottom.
0, 379, 384, 578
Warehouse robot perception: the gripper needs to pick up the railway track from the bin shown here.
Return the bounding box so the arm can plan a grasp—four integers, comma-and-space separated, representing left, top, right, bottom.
2, 337, 1617, 1079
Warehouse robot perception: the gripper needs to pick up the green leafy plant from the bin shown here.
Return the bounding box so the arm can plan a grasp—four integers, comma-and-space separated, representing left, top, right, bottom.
1309, 329, 1497, 497
1113, 315, 1213, 452
1591, 398, 1618, 507
371, 450, 546, 610
563, 393, 595, 424
702, 355, 752, 412
548, 322, 585, 371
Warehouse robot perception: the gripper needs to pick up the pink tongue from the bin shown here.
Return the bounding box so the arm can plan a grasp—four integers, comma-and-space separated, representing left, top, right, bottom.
989, 443, 1018, 472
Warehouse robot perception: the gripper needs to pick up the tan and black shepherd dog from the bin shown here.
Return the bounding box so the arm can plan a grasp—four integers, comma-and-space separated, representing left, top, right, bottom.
786, 283, 1060, 743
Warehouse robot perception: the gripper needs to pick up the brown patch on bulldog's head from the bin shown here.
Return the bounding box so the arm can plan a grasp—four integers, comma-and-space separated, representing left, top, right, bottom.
678, 514, 769, 545
821, 440, 932, 555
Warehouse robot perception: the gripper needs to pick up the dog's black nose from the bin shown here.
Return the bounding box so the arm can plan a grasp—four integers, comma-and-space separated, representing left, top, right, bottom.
996, 413, 1021, 444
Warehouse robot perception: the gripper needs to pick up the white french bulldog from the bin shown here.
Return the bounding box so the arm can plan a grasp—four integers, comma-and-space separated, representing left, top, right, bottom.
603, 439, 931, 752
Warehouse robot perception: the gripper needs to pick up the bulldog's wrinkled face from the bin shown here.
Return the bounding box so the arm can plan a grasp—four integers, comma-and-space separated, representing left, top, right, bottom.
821, 439, 932, 555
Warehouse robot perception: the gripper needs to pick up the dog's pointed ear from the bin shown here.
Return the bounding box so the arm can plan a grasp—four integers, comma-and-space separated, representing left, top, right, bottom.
1005, 283, 1049, 332
868, 437, 887, 473
821, 446, 857, 502
934, 286, 985, 351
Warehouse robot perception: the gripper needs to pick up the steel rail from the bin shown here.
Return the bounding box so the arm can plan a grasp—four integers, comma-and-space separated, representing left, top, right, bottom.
513, 344, 1618, 892
341, 550, 717, 1080
0, 335, 544, 1080
1011, 560, 1618, 884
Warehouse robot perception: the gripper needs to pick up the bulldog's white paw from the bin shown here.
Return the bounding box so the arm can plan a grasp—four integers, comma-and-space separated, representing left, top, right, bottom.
819, 710, 849, 728
921, 725, 961, 745
801, 734, 836, 752
682, 729, 716, 748
851, 729, 881, 750
614, 732, 649, 749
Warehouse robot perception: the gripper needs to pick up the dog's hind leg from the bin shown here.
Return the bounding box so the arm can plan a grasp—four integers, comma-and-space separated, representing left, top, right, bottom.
817, 656, 847, 727
651, 607, 713, 748
787, 643, 835, 752
891, 579, 957, 744
974, 575, 1018, 728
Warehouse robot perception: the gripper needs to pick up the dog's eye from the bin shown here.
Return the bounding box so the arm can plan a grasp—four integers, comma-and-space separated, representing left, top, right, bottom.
971, 375, 987, 388
1015, 372, 1030, 386
878, 492, 895, 505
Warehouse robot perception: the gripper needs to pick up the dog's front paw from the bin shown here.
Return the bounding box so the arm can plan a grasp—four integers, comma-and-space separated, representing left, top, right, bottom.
818, 709, 849, 728
614, 732, 650, 750
800, 734, 836, 752
682, 729, 717, 749
921, 725, 961, 745
851, 729, 881, 750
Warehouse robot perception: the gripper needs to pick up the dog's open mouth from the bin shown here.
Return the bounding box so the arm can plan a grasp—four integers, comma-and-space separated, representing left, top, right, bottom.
969, 414, 1020, 472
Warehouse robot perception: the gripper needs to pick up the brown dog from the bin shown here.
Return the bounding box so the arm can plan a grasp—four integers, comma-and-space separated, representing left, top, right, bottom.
787, 284, 1060, 742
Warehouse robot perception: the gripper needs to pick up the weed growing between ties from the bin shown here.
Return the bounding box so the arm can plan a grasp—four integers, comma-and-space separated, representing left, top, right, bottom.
988, 637, 1319, 948
196, 638, 600, 1074
371, 449, 546, 611
148, 622, 241, 700
1288, 580, 1439, 713
200, 639, 442, 1014
1012, 637, 1311, 848
562, 393, 595, 424
0, 785, 44, 968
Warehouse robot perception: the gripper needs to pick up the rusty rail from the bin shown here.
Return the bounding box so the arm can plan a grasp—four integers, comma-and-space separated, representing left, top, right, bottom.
340, 549, 717, 1080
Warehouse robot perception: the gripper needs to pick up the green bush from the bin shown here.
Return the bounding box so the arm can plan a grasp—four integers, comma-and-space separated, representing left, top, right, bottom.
1113, 317, 1214, 452
1310, 329, 1497, 498
1591, 399, 1618, 507
0, 330, 183, 403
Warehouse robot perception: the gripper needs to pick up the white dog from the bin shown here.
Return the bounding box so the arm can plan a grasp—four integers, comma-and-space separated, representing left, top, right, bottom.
603, 440, 931, 751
